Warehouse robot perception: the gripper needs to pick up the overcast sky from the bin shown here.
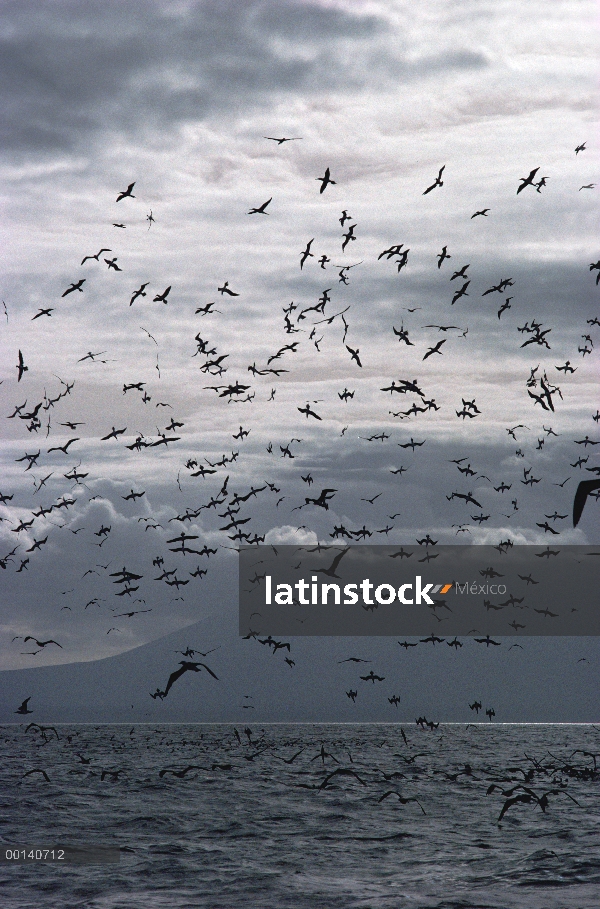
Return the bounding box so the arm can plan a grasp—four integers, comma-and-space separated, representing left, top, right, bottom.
0, 0, 598, 721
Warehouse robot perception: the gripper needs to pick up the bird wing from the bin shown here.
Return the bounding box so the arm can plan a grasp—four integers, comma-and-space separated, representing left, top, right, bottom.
498, 793, 531, 822
163, 664, 188, 696
321, 768, 366, 788
330, 548, 349, 572
573, 479, 600, 526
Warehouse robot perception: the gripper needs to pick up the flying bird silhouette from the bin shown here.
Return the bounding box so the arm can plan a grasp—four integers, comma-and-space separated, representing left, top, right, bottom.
316, 168, 336, 193
116, 182, 135, 202
423, 166, 445, 194
247, 197, 272, 215
157, 660, 219, 699
517, 167, 540, 194
264, 136, 302, 144
16, 350, 28, 382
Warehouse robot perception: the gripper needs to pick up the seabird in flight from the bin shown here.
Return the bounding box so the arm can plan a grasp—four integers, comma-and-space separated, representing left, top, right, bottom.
16, 350, 28, 382
157, 660, 219, 699
423, 166, 445, 195
316, 168, 336, 193
263, 136, 302, 144
116, 182, 135, 202
247, 197, 272, 215
516, 167, 540, 194
81, 249, 111, 264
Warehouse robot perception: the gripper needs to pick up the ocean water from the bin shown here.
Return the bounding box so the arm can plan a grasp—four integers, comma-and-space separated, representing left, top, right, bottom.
0, 723, 599, 909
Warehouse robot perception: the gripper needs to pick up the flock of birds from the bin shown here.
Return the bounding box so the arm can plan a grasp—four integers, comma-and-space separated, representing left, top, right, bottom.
1, 133, 599, 721
12, 721, 599, 828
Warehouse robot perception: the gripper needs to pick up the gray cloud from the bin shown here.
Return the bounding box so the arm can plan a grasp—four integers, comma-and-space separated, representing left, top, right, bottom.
0, 0, 492, 158
0, 1, 378, 154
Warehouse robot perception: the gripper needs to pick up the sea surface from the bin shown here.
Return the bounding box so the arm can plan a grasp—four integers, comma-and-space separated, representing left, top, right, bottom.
1, 723, 599, 909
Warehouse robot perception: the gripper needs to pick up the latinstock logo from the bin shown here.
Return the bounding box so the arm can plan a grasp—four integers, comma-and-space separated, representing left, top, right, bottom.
239, 545, 600, 637
265, 575, 453, 607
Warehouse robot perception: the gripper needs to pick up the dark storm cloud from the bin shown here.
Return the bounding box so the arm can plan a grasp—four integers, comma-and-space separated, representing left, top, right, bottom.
0, 0, 487, 158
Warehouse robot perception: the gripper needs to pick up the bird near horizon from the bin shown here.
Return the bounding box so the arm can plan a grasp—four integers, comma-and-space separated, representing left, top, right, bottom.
153, 660, 219, 699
